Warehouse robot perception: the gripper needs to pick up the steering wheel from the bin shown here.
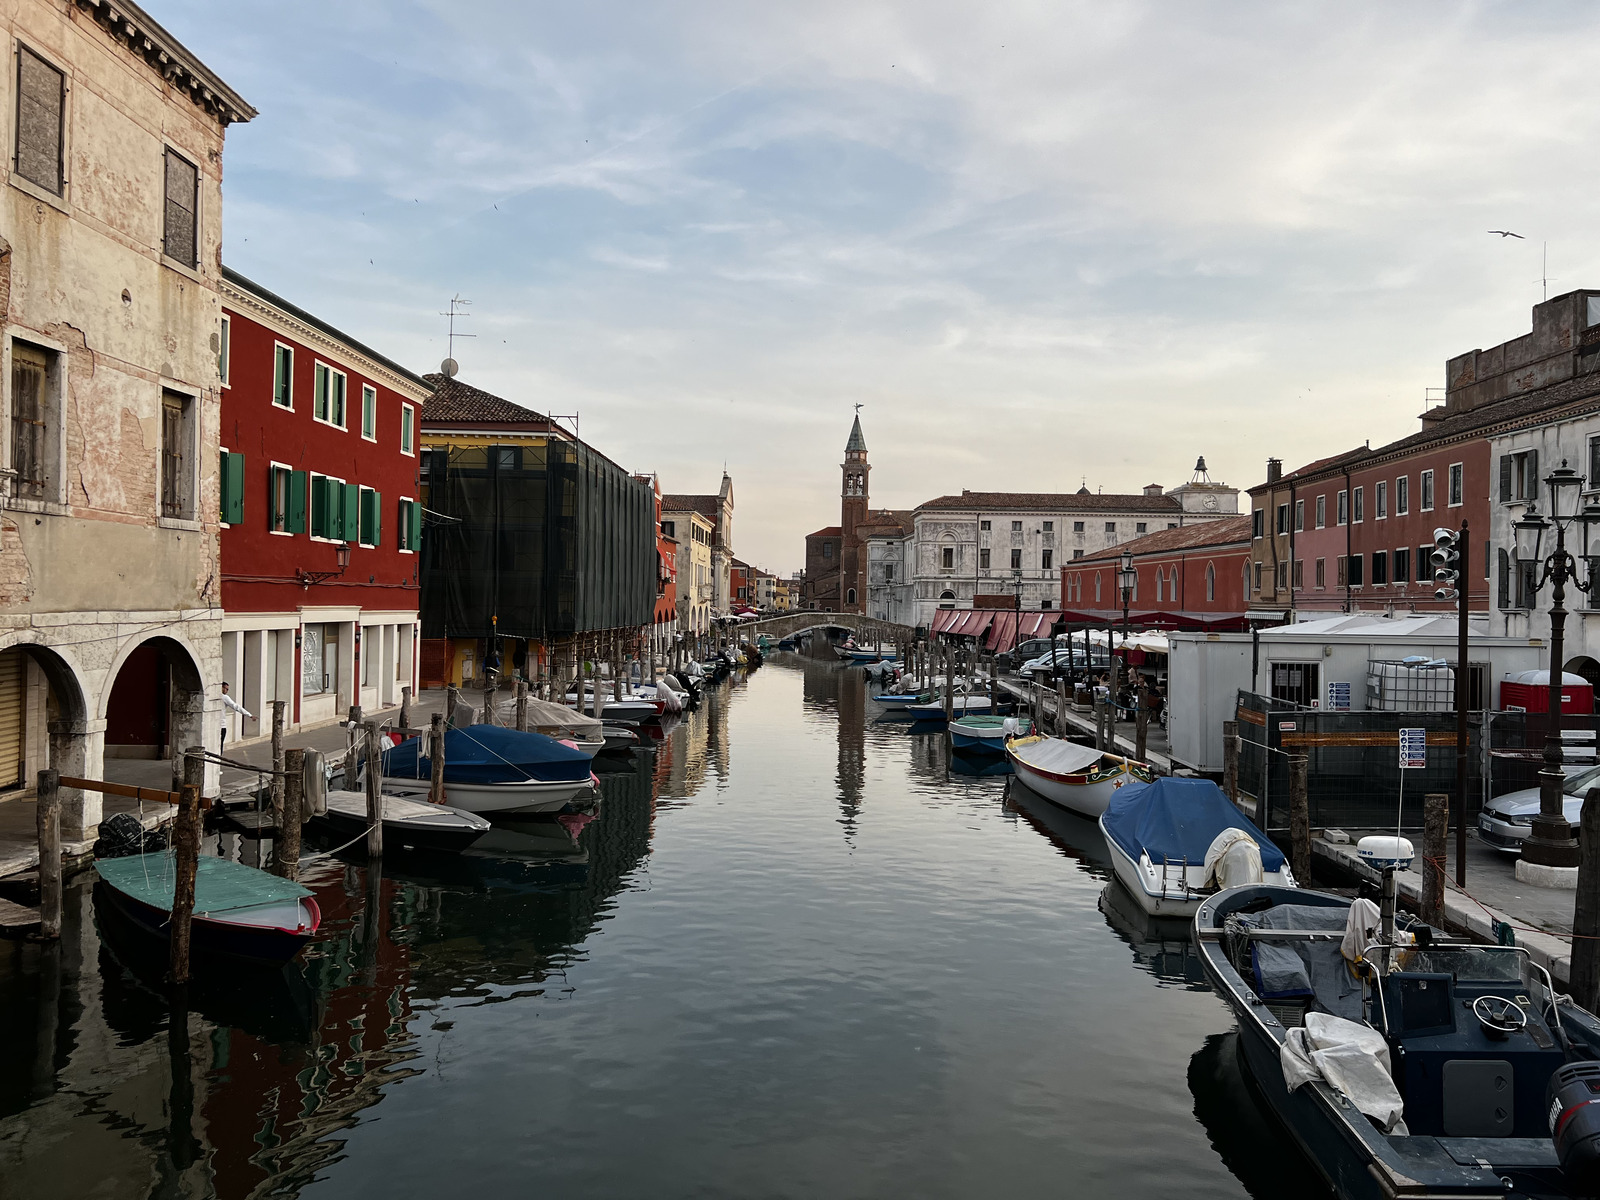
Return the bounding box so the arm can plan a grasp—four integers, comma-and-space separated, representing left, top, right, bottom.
1473, 994, 1528, 1037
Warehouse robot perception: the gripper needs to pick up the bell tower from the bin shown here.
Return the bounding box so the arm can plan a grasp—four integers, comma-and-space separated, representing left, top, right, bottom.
840, 412, 869, 613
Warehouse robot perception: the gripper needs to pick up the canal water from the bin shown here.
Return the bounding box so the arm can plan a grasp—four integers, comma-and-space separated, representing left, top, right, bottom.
0, 651, 1331, 1199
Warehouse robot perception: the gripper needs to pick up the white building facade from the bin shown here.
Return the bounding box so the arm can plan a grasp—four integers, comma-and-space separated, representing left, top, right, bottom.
910, 476, 1238, 629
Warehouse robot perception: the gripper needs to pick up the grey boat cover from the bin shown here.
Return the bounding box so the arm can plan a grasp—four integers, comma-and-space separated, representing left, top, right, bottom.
1239, 904, 1366, 1021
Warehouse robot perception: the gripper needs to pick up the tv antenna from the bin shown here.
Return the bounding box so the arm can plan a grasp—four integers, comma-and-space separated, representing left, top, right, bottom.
1539, 242, 1556, 302
440, 295, 475, 375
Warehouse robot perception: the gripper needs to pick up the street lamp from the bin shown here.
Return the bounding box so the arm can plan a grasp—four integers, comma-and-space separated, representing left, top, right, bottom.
1511, 462, 1600, 870
1012, 568, 1024, 651
1116, 550, 1137, 700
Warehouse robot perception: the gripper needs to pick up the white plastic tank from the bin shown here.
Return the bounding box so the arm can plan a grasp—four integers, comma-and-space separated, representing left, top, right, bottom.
1356, 834, 1413, 871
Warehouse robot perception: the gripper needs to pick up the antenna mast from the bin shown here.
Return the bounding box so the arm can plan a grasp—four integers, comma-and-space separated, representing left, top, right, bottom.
439, 295, 475, 375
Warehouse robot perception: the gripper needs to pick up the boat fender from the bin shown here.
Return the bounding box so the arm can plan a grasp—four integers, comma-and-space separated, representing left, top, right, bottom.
1548, 1061, 1600, 1193
303, 749, 328, 817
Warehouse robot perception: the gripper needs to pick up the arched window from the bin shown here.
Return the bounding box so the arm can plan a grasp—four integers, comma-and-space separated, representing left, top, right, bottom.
1168, 567, 1179, 602
1242, 561, 1250, 597
1094, 573, 1102, 603
846, 588, 856, 606
1206, 562, 1216, 602
1155, 571, 1164, 604
939, 589, 956, 609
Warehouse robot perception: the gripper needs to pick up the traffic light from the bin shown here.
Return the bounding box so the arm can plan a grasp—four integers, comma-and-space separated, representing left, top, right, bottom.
1431, 527, 1462, 601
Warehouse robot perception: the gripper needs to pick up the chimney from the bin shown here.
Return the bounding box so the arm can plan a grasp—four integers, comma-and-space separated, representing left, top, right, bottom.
1143, 483, 1164, 497
1266, 457, 1282, 484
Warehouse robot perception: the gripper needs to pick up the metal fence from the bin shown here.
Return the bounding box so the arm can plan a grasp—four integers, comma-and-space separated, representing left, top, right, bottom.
1235, 690, 1484, 833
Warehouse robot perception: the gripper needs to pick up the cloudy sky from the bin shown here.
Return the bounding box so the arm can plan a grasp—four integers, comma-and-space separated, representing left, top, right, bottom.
171, 1, 1599, 574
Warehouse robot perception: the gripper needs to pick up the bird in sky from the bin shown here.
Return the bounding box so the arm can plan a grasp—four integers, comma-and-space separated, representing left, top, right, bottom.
1488, 230, 1525, 238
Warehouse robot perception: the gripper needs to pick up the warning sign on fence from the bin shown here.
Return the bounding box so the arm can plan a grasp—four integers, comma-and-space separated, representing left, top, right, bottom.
1398, 727, 1427, 769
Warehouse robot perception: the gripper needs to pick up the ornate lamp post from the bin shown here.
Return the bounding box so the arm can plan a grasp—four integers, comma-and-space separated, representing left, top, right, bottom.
1116, 550, 1137, 699
1511, 462, 1600, 870
1012, 568, 1024, 652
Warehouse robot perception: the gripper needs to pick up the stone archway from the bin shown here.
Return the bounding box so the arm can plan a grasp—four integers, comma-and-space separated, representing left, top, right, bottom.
103, 633, 209, 790
0, 636, 94, 835
1567, 655, 1600, 693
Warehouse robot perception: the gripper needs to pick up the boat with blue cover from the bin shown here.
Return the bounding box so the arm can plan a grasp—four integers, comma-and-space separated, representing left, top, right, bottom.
950, 714, 1032, 754
382, 723, 595, 814
1098, 776, 1293, 916
1196, 883, 1600, 1199
95, 852, 320, 964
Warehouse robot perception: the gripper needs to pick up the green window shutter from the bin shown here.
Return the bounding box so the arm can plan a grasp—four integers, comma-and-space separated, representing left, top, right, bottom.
340, 481, 359, 542
359, 487, 375, 545
310, 475, 330, 537
411, 500, 422, 551
370, 489, 382, 547
288, 470, 308, 533
219, 451, 244, 524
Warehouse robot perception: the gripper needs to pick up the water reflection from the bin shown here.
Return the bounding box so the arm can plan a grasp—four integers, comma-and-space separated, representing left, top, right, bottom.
1004, 777, 1113, 877
1098, 879, 1207, 990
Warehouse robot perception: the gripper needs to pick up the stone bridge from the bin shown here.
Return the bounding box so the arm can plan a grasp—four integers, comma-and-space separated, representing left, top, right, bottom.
741, 612, 917, 646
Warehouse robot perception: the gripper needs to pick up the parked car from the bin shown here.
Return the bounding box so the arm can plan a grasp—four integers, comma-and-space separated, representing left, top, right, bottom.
1021, 648, 1108, 681
1477, 762, 1600, 853
997, 638, 1057, 674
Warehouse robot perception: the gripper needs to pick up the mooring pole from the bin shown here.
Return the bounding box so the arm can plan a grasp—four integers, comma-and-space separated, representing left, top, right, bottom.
1455, 520, 1470, 888
276, 748, 304, 881
1572, 788, 1600, 1012
1289, 754, 1310, 885
1422, 792, 1448, 929
1223, 720, 1240, 808
399, 685, 412, 733
428, 712, 446, 806
269, 700, 286, 828
36, 768, 61, 940
364, 722, 383, 858
516, 679, 529, 732
344, 705, 362, 790
169, 749, 205, 985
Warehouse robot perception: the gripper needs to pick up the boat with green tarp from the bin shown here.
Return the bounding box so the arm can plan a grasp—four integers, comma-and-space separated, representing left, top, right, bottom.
94, 852, 321, 964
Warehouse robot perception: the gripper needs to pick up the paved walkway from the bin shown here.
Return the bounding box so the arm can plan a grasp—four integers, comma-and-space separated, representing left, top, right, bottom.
0, 688, 460, 882
997, 677, 1174, 773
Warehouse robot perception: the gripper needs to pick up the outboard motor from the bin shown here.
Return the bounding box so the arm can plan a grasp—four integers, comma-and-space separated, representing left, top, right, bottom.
1549, 1061, 1600, 1194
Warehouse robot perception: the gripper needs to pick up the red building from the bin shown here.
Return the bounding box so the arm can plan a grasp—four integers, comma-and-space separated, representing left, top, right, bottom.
1065, 516, 1253, 630
218, 267, 432, 741
730, 559, 752, 608
637, 473, 679, 657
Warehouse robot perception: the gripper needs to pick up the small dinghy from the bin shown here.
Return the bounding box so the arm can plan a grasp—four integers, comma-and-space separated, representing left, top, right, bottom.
907, 694, 1002, 722
1004, 735, 1152, 817
950, 714, 1033, 754
872, 688, 936, 710
95, 852, 320, 965
383, 724, 595, 814
601, 724, 641, 753
1195, 883, 1600, 1200
317, 788, 490, 855
518, 698, 606, 757
1098, 776, 1292, 916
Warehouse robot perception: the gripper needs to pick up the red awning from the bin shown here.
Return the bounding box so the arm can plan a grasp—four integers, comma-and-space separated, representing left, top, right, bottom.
984, 612, 1018, 650
955, 610, 994, 637
931, 608, 963, 634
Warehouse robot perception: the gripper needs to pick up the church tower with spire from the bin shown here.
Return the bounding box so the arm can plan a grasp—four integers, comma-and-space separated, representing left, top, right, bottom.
840, 413, 870, 613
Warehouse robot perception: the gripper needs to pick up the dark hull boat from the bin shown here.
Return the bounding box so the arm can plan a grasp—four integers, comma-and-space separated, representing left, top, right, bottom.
1195, 883, 1600, 1199
316, 789, 490, 854
95, 852, 320, 966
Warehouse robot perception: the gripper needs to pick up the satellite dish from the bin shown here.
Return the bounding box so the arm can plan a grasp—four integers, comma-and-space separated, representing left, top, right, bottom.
440, 357, 459, 378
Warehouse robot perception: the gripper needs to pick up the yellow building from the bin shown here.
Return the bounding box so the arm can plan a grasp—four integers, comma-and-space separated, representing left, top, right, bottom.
662, 509, 714, 635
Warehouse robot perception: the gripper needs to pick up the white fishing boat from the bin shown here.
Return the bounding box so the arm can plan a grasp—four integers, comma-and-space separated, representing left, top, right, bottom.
1004, 735, 1152, 817
906, 694, 999, 720
563, 683, 665, 723
1098, 776, 1294, 916
319, 788, 491, 854
516, 697, 606, 758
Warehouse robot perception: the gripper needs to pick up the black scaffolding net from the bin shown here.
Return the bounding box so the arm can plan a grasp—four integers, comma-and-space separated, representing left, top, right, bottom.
420, 439, 656, 640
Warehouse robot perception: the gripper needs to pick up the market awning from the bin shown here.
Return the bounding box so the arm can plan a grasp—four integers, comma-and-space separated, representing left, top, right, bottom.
984, 612, 1017, 650
931, 608, 963, 634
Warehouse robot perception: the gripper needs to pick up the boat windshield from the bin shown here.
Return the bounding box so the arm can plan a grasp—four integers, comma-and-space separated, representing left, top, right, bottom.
1400, 947, 1524, 982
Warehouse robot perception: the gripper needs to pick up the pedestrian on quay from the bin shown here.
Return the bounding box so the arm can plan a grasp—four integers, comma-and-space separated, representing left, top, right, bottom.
220, 680, 252, 757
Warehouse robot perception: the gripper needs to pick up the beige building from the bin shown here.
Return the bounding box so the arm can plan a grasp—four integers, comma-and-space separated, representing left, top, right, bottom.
0, 1, 252, 832
662, 508, 714, 635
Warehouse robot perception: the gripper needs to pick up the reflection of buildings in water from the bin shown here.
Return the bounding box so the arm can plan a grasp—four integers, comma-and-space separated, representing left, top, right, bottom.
836, 665, 865, 838
399, 748, 659, 1001
903, 726, 950, 783
667, 698, 714, 799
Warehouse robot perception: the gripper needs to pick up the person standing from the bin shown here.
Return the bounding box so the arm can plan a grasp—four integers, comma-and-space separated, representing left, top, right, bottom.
220, 681, 253, 757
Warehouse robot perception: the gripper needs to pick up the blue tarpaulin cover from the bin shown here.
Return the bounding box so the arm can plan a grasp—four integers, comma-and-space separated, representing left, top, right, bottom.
382, 724, 591, 785
1100, 776, 1285, 871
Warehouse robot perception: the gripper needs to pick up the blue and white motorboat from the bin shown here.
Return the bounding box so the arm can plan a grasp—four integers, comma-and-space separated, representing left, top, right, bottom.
907, 694, 1000, 722
1196, 884, 1600, 1200
950, 714, 1033, 755
382, 724, 596, 815
835, 644, 897, 664
1098, 776, 1293, 916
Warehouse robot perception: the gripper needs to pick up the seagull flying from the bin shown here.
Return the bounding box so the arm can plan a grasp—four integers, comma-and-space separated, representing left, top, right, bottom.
1488, 230, 1525, 239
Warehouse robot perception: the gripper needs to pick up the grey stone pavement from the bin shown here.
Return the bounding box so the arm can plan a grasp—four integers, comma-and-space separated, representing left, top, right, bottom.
0, 687, 460, 880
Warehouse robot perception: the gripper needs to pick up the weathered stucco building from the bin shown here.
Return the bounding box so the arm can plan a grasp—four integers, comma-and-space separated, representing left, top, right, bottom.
0, 0, 252, 830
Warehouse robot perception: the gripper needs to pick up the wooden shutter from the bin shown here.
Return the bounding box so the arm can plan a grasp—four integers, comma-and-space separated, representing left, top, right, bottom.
288, 470, 307, 533
220, 450, 244, 524
1498, 548, 1510, 609
10, 343, 47, 497
15, 47, 63, 195
274, 345, 292, 407
163, 149, 198, 267
340, 481, 359, 542
1499, 455, 1512, 502
309, 475, 330, 537
1527, 450, 1538, 499
1591, 439, 1600, 488
0, 649, 23, 790
370, 490, 382, 547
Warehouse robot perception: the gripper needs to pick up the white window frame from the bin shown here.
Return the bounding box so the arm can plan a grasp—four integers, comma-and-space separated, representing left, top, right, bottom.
1337, 490, 1348, 526
1448, 461, 1464, 508
1375, 479, 1387, 520
1353, 485, 1364, 524
361, 384, 377, 443
401, 403, 415, 456
1395, 475, 1408, 516
156, 380, 201, 530
308, 470, 348, 545
268, 460, 295, 537
1315, 494, 1325, 529
357, 483, 378, 547
398, 494, 416, 554
272, 342, 295, 410
218, 315, 231, 387
159, 144, 202, 279
312, 361, 348, 430
1420, 468, 1435, 512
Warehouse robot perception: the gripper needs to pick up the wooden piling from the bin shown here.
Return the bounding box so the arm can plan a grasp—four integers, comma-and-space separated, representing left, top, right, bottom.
445, 685, 460, 727
482, 673, 496, 725
269, 700, 286, 827
1134, 683, 1148, 764
1422, 792, 1448, 929
1222, 720, 1239, 808
1289, 754, 1310, 886
276, 748, 304, 881
344, 706, 362, 789
36, 769, 60, 940
1056, 676, 1068, 738
516, 679, 529, 731
364, 723, 383, 858
169, 749, 206, 985
428, 712, 446, 806
399, 686, 412, 732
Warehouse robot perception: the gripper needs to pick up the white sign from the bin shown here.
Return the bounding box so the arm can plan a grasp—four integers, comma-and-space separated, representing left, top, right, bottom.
1399, 727, 1427, 769
1326, 681, 1352, 712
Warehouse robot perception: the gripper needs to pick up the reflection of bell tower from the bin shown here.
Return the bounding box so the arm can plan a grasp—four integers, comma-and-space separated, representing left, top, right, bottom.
840, 413, 869, 614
